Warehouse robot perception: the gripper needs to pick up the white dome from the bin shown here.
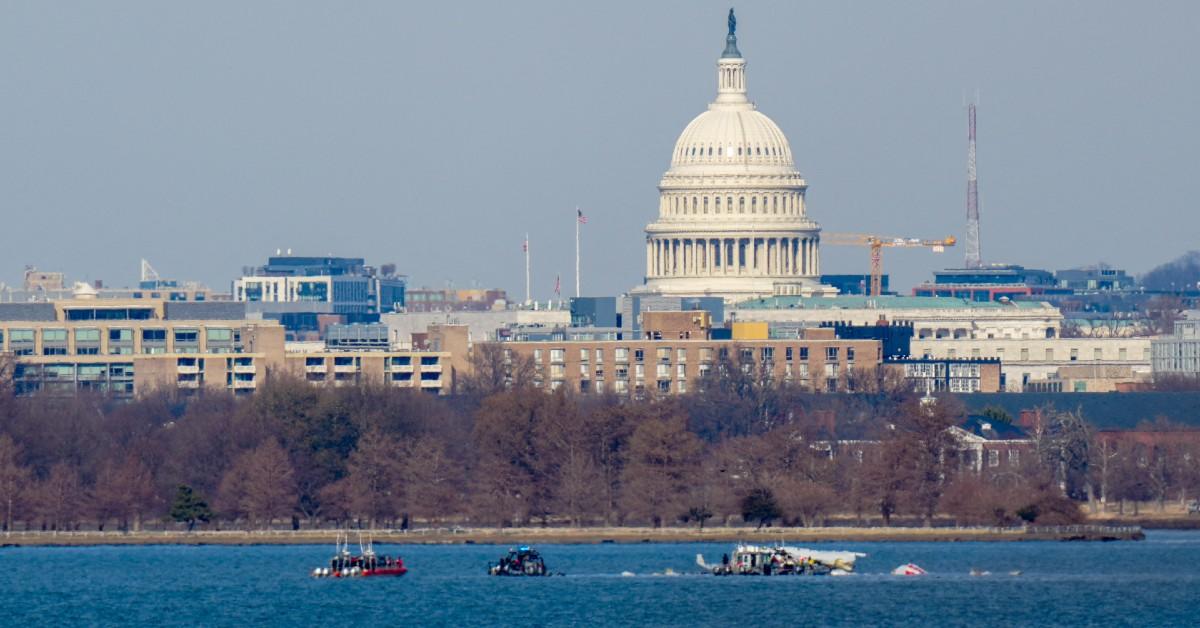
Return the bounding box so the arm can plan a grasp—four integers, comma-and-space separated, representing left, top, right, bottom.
637, 12, 835, 304
670, 107, 796, 171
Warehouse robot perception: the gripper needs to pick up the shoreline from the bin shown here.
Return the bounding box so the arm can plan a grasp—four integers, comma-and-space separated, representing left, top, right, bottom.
1, 524, 1146, 547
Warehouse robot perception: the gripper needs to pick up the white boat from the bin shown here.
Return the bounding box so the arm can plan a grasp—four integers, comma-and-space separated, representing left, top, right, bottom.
697, 544, 866, 576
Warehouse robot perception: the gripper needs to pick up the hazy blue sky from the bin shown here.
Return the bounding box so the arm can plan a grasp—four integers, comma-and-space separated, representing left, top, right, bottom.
2, 1, 1197, 298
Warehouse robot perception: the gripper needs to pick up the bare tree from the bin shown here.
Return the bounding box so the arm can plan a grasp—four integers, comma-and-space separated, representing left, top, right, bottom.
0, 435, 31, 533
35, 463, 83, 531
460, 342, 536, 397
402, 435, 463, 524
344, 429, 406, 527
219, 439, 296, 529
90, 454, 156, 531
619, 414, 703, 527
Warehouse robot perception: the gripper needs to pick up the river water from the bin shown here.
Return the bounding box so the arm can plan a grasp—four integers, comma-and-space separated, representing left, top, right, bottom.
2, 531, 1198, 626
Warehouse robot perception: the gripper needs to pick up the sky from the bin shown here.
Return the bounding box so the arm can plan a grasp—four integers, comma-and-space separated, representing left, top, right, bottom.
2, 1, 1197, 298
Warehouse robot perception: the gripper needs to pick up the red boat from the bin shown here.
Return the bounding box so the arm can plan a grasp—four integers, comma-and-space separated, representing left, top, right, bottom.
313, 532, 407, 578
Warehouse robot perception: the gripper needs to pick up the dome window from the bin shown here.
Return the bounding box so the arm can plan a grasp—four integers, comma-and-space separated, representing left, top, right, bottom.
703, 197, 709, 213
707, 147, 712, 156
715, 197, 721, 211
751, 197, 757, 213
739, 197, 745, 213
756, 146, 761, 155
717, 147, 722, 156
727, 196, 733, 213
737, 146, 742, 156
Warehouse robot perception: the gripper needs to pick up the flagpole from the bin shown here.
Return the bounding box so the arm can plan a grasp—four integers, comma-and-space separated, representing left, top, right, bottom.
575, 207, 581, 298
524, 233, 531, 305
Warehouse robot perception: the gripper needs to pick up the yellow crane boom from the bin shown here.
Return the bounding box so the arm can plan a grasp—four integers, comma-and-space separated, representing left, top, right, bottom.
822, 233, 957, 297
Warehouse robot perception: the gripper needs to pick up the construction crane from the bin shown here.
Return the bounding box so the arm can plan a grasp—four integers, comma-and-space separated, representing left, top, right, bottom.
822, 233, 957, 297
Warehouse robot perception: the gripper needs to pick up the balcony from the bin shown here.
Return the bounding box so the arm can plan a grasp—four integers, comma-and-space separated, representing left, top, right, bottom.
419, 364, 442, 374
419, 379, 443, 388
232, 379, 257, 389
390, 364, 414, 373
333, 364, 358, 374
176, 365, 200, 375
233, 364, 256, 374
305, 364, 327, 374
177, 379, 201, 389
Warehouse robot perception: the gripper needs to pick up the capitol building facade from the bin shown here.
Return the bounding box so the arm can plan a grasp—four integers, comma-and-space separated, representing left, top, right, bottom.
637, 15, 836, 304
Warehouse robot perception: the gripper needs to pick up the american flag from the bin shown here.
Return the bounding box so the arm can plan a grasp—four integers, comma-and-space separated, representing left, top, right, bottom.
553, 274, 561, 297
577, 208, 587, 224
522, 238, 528, 253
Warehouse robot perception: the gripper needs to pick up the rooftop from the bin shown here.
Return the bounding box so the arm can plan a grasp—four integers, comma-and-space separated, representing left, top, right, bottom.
735, 295, 1053, 310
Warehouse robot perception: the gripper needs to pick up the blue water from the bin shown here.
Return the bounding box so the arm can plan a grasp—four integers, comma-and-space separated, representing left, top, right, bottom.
2, 531, 1198, 626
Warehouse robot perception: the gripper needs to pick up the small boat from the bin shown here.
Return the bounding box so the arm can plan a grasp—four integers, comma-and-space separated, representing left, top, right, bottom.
697, 544, 865, 576
312, 531, 407, 578
488, 546, 554, 576
892, 563, 927, 576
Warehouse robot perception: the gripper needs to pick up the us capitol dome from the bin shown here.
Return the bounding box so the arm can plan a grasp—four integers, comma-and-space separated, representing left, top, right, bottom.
636, 10, 836, 303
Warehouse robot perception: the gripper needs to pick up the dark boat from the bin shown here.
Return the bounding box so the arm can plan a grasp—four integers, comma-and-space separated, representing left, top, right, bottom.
488, 546, 553, 576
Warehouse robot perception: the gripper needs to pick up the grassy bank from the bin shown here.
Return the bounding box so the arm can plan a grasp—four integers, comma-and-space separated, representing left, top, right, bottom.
0, 524, 1145, 547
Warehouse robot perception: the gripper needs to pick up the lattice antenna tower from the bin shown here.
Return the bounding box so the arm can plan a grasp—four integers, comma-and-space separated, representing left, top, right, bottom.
965, 100, 982, 269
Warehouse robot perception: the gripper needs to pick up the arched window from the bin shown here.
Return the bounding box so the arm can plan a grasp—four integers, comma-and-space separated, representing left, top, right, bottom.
751, 197, 757, 213
738, 197, 745, 212
717, 146, 722, 156
773, 196, 778, 211
692, 196, 698, 211
703, 196, 709, 213
707, 146, 712, 156
727, 196, 733, 213
737, 146, 742, 156
715, 196, 721, 212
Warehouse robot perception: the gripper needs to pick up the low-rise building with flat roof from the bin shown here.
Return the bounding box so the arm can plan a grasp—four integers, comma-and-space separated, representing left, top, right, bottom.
732, 295, 1063, 341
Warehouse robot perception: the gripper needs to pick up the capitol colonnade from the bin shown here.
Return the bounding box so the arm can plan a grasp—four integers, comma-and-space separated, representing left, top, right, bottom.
645, 235, 820, 278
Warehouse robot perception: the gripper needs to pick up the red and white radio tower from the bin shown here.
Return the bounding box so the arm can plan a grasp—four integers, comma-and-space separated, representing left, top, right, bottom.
965, 102, 982, 269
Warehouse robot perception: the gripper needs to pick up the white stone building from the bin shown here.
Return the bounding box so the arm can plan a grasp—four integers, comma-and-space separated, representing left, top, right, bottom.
636, 13, 834, 303
910, 337, 1153, 392
1151, 310, 1200, 375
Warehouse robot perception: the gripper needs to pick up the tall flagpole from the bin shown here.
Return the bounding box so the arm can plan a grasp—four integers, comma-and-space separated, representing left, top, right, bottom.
578, 206, 583, 297
524, 233, 531, 305
575, 207, 581, 298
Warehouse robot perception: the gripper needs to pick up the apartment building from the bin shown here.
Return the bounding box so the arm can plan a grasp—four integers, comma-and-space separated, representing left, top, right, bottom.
502, 326, 881, 395
282, 350, 451, 393
0, 300, 283, 397
0, 299, 452, 397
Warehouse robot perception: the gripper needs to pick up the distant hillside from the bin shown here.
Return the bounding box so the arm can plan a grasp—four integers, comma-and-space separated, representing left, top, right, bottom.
1141, 251, 1200, 292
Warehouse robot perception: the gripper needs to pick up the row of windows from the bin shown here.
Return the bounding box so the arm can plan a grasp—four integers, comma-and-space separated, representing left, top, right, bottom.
677, 143, 786, 160
664, 193, 802, 216
530, 345, 851, 364
942, 347, 1149, 361
1, 327, 232, 343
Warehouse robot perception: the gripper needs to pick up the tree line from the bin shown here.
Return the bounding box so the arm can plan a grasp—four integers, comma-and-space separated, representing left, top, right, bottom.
1, 355, 1198, 533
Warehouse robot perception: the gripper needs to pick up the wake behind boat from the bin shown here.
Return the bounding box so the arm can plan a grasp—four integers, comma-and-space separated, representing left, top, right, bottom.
697, 544, 865, 576
312, 531, 407, 578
